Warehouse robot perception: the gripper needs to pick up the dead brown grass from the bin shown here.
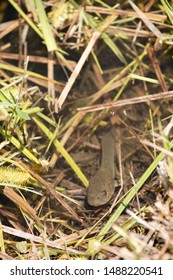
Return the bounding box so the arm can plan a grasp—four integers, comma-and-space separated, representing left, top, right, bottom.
0, 0, 173, 260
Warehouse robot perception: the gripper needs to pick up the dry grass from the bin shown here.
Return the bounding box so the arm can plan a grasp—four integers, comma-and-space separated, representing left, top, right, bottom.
0, 0, 173, 260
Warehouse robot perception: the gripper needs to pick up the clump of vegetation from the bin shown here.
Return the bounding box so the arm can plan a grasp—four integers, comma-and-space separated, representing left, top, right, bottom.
0, 0, 173, 260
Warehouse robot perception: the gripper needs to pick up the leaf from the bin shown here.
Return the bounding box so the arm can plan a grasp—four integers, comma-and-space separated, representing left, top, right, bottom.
15, 105, 30, 120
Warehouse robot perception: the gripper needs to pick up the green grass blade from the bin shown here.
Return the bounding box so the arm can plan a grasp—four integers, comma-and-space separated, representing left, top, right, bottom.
8, 0, 43, 38
32, 115, 89, 187
0, 127, 40, 164
34, 0, 57, 52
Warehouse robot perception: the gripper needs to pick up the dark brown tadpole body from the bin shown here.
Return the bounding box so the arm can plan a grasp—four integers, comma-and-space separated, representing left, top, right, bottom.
87, 130, 115, 206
